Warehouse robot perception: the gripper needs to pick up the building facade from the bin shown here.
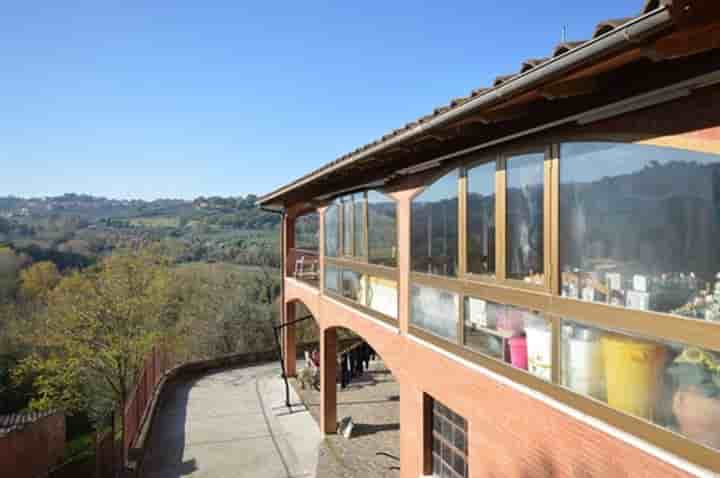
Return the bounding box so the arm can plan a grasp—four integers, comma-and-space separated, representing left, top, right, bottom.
259, 2, 720, 476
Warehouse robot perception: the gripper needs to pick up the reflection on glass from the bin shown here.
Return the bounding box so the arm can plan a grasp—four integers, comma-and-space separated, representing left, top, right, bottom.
342, 269, 363, 303
324, 204, 339, 257
368, 191, 397, 267
507, 153, 544, 284
295, 212, 319, 251
343, 199, 353, 256
411, 284, 458, 341
467, 161, 496, 276
561, 320, 720, 451
411, 170, 459, 276
325, 265, 340, 291
463, 298, 551, 380
367, 276, 398, 318
353, 193, 365, 258
560, 142, 720, 322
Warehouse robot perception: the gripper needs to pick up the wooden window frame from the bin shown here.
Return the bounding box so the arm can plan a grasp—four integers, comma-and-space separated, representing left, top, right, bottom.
405, 133, 720, 473
460, 156, 498, 284
409, 166, 462, 279
367, 189, 399, 268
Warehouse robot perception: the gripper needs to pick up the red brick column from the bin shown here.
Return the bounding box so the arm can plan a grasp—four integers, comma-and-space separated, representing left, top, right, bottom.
320, 327, 337, 435
390, 188, 423, 335
399, 379, 425, 478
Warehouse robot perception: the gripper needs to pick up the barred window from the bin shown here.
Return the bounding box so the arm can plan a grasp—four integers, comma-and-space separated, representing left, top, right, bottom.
432, 398, 467, 478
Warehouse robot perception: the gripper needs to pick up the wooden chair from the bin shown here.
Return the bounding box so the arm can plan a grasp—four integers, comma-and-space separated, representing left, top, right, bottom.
295, 254, 319, 280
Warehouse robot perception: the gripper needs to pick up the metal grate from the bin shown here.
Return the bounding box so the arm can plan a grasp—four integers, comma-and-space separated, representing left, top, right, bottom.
431, 399, 468, 478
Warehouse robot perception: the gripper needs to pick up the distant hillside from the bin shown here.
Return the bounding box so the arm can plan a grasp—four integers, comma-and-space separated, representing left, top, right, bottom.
0, 193, 281, 269
0, 194, 279, 230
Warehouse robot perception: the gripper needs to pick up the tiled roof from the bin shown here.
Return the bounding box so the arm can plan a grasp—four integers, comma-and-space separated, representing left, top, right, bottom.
258, 0, 675, 205
0, 410, 58, 435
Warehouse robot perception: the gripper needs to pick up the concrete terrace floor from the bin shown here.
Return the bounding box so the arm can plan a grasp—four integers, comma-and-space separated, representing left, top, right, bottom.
291, 359, 401, 478
141, 362, 322, 478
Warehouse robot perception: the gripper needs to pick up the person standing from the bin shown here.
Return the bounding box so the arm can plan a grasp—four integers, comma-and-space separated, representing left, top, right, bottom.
340, 353, 350, 388
361, 343, 370, 371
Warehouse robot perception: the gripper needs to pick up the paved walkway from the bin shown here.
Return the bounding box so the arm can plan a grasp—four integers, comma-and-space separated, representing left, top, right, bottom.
142, 362, 322, 478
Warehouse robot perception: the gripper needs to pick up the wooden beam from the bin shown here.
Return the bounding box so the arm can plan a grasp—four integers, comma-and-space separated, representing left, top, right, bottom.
651, 21, 720, 60
540, 75, 604, 100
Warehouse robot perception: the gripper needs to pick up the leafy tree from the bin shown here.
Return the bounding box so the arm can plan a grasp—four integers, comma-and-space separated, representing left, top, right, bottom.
18, 261, 60, 303
0, 247, 29, 301
14, 250, 177, 430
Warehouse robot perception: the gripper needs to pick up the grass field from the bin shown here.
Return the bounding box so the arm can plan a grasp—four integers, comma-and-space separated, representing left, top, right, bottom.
128, 216, 180, 228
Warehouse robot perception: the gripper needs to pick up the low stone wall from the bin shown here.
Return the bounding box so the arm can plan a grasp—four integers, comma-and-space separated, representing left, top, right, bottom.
0, 412, 65, 478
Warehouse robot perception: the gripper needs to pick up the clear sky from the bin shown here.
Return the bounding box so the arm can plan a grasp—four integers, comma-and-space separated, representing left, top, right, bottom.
1, 1, 643, 200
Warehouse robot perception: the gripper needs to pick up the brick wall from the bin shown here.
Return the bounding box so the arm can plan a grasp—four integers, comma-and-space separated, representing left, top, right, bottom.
0, 413, 65, 478
286, 279, 703, 478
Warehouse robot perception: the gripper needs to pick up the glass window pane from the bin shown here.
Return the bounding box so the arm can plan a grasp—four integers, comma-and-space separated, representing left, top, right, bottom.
341, 270, 364, 303
368, 191, 397, 267
353, 193, 366, 257
560, 142, 720, 322
454, 428, 466, 453
295, 212, 319, 251
366, 276, 398, 318
442, 442, 451, 464
506, 153, 545, 284
325, 265, 340, 292
433, 454, 441, 475
463, 298, 552, 381
324, 204, 339, 257
411, 170, 459, 276
432, 398, 467, 478
411, 284, 459, 341
561, 319, 720, 452
467, 161, 496, 276
453, 451, 466, 476
343, 199, 353, 256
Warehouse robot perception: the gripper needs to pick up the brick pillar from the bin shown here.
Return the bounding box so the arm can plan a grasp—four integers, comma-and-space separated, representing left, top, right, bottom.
320, 327, 337, 435
283, 214, 296, 277
399, 379, 425, 478
318, 206, 326, 292
283, 301, 297, 377
390, 190, 419, 335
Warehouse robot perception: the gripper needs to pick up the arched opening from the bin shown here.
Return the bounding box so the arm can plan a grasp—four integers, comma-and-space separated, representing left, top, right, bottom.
287, 320, 400, 477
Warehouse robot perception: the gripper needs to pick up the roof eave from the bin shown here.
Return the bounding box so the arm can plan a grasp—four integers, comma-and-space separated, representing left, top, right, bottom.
257, 5, 674, 206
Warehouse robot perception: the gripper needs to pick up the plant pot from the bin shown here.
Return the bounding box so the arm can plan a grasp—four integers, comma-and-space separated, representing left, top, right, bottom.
673, 385, 720, 449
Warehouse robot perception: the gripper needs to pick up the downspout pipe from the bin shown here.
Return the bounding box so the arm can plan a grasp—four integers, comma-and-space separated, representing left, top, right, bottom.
260, 205, 289, 405
257, 5, 675, 205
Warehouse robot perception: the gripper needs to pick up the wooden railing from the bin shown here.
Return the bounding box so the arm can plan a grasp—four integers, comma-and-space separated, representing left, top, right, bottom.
123, 346, 173, 460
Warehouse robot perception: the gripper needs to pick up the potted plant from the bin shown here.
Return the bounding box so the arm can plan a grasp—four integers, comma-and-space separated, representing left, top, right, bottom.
668, 347, 720, 449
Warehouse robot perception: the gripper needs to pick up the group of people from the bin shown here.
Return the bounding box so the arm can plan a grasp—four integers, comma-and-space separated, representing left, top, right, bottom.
301, 341, 376, 390
339, 342, 375, 389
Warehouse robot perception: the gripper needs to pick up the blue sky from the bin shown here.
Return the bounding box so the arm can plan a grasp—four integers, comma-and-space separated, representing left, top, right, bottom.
1, 1, 643, 200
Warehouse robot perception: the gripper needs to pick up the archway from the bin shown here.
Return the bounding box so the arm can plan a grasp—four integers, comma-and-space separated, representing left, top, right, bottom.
286, 318, 401, 477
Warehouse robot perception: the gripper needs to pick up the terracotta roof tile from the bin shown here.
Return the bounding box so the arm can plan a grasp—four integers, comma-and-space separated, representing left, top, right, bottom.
259, 0, 678, 204
521, 58, 550, 72
552, 41, 588, 57
494, 73, 518, 86
594, 18, 635, 37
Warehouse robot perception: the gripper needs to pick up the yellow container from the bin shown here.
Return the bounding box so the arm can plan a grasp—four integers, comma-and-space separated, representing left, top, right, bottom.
601, 334, 667, 421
